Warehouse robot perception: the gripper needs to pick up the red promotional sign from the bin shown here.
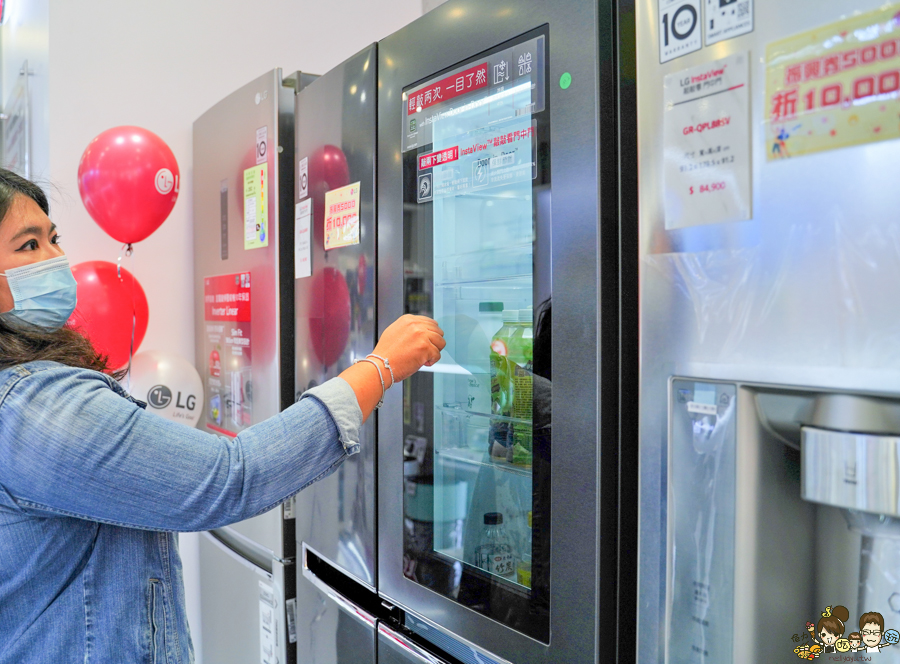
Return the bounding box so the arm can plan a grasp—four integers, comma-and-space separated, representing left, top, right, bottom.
204, 272, 251, 322
418, 146, 459, 170
407, 63, 488, 115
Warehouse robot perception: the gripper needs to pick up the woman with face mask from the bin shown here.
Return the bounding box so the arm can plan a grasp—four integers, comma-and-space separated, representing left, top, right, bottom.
0, 169, 445, 663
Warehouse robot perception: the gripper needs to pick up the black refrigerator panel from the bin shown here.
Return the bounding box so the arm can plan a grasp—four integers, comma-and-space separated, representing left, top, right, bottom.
294, 44, 378, 591
377, 1, 620, 662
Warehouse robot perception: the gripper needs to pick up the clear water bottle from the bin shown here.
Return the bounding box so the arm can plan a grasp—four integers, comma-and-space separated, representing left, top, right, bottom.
474, 512, 514, 578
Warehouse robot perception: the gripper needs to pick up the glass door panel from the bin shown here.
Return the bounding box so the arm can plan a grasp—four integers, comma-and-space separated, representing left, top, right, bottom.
400, 27, 551, 642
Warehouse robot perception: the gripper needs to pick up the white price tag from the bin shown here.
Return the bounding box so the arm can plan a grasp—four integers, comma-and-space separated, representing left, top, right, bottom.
294, 200, 312, 279
659, 0, 702, 63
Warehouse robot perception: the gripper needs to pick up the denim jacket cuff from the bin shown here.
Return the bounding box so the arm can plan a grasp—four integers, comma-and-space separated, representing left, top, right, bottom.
301, 377, 362, 455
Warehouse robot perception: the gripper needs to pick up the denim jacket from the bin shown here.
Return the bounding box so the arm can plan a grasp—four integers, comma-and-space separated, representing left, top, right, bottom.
0, 361, 361, 664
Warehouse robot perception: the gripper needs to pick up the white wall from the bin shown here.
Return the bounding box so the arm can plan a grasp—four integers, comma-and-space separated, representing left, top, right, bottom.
46, 2, 422, 661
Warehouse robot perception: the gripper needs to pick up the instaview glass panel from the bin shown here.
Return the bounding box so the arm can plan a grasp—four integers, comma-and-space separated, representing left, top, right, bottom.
401, 27, 551, 642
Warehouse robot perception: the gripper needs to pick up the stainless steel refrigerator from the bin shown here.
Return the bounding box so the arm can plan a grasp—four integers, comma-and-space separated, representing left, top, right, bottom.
192, 68, 312, 664
293, 1, 637, 662
635, 0, 900, 662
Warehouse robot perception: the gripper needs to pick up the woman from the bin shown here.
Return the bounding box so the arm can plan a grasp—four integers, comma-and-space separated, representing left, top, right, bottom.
809, 605, 850, 654
0, 169, 445, 663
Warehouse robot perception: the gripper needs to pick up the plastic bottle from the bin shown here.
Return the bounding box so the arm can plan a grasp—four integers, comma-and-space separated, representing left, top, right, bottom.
489, 310, 518, 459
507, 308, 534, 466
517, 511, 533, 588
474, 512, 515, 578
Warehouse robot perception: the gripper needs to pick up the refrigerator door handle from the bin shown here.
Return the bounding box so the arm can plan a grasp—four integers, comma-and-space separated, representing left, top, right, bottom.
377, 624, 445, 664
300, 564, 377, 629
201, 531, 275, 580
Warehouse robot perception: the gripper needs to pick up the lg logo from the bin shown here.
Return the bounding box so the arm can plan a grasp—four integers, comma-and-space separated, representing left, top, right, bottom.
148, 385, 196, 411
155, 168, 176, 195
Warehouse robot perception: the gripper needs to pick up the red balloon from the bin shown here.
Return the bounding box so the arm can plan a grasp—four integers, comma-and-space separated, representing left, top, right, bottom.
309, 145, 350, 248
309, 267, 351, 368
68, 261, 149, 369
77, 126, 179, 244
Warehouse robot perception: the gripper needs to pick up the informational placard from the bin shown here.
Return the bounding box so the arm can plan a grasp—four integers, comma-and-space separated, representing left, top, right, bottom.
255, 126, 268, 165
419, 116, 535, 203
704, 0, 753, 45
258, 581, 277, 664
203, 272, 252, 437
765, 6, 900, 160
402, 34, 545, 152
659, 0, 702, 63
294, 199, 312, 279
323, 182, 360, 250
663, 52, 751, 229
243, 164, 268, 250
297, 156, 309, 199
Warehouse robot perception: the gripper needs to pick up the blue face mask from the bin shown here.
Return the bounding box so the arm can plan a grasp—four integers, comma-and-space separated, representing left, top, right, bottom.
0, 255, 78, 331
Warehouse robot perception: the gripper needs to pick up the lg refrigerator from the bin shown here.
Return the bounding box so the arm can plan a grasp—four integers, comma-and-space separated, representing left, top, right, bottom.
634, 1, 900, 663
291, 1, 639, 662
192, 68, 313, 664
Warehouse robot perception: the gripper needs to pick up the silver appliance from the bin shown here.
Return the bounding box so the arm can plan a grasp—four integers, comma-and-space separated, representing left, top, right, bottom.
636, 0, 900, 662
192, 68, 307, 664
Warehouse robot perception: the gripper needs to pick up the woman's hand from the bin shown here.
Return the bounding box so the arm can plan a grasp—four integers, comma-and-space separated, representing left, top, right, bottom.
339, 315, 445, 422
372, 314, 445, 382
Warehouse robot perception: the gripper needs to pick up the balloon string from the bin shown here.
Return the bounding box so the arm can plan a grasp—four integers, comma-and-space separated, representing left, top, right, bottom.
116, 243, 134, 280
127, 247, 136, 392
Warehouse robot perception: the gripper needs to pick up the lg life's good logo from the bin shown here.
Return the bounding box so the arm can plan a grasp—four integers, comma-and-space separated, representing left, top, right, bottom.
791, 606, 899, 659
155, 168, 176, 195
147, 384, 197, 412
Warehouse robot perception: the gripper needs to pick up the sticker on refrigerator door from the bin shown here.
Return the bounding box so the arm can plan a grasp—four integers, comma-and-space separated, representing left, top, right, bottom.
294, 199, 312, 279
417, 173, 433, 202
256, 126, 268, 164
243, 164, 268, 250
425, 116, 534, 201
323, 182, 360, 250
203, 272, 253, 437
663, 52, 751, 229
259, 580, 277, 664
297, 156, 309, 199
765, 5, 900, 161
705, 0, 753, 45
659, 0, 702, 63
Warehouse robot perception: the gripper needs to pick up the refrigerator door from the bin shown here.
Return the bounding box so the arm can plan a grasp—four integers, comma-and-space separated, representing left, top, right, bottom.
295, 544, 378, 664
192, 69, 296, 558
199, 532, 289, 664
293, 45, 378, 588
378, 2, 612, 661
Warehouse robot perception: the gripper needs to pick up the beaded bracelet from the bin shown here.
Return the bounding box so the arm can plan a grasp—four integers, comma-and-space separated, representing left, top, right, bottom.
354, 357, 386, 409
367, 354, 395, 388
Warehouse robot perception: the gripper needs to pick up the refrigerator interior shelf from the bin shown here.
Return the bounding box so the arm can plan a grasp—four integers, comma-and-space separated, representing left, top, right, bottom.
435, 447, 532, 477
438, 403, 530, 426
434, 544, 532, 591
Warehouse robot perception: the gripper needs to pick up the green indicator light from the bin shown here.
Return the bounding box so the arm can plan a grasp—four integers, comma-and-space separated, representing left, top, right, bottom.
559, 72, 572, 89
